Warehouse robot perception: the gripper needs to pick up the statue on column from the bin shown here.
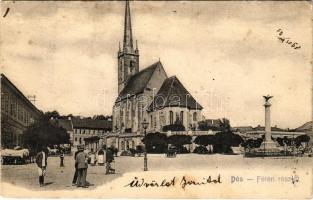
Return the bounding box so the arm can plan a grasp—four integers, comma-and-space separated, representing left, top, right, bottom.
263, 95, 273, 102
260, 95, 277, 151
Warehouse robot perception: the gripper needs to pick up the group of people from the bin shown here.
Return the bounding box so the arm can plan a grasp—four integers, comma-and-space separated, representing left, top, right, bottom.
35, 145, 116, 188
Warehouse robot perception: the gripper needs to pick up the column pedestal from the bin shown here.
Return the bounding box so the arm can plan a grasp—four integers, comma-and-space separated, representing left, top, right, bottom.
259, 101, 278, 150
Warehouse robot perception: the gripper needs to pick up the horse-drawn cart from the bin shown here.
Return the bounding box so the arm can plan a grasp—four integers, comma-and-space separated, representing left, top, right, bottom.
1, 147, 30, 165
166, 146, 177, 158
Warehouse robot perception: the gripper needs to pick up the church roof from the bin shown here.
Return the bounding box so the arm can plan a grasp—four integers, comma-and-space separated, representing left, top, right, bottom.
116, 61, 161, 102
56, 119, 73, 132
148, 76, 203, 111
72, 118, 112, 130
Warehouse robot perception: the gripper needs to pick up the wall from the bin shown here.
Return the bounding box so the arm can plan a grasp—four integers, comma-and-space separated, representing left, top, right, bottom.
1, 77, 41, 148
73, 128, 109, 147
148, 107, 202, 132
112, 64, 167, 135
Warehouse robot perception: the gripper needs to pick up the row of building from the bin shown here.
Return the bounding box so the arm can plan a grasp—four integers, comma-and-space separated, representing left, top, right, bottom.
1, 73, 112, 149
1, 74, 42, 148
54, 118, 112, 148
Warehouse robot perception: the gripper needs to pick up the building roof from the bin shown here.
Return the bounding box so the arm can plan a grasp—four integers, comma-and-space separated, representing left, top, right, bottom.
232, 126, 254, 132
72, 118, 112, 130
295, 121, 313, 132
116, 61, 161, 102
246, 131, 306, 138
204, 119, 222, 126
1, 74, 42, 115
56, 119, 73, 132
253, 125, 285, 132
148, 76, 203, 111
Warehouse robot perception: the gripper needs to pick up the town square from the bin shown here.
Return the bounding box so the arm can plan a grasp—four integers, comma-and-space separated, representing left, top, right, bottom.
0, 0, 312, 198
2, 154, 313, 190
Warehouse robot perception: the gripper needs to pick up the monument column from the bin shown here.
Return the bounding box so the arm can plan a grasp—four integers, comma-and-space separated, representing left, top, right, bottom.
264, 101, 271, 142
260, 95, 277, 150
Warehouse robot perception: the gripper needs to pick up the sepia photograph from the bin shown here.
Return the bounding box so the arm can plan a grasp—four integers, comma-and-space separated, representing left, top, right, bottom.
0, 0, 312, 198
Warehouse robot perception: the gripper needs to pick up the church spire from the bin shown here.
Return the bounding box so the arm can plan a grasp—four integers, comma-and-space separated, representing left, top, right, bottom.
123, 0, 134, 53
118, 0, 139, 94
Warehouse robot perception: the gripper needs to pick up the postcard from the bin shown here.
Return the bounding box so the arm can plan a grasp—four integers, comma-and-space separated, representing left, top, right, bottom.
0, 0, 312, 198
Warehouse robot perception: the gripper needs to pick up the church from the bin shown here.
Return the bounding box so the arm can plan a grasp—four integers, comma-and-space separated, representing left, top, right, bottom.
109, 1, 203, 151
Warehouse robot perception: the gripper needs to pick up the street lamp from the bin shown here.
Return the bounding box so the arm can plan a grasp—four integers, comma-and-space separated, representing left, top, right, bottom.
142, 118, 149, 171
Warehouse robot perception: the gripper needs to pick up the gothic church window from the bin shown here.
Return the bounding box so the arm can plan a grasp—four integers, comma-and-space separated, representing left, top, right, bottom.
153, 116, 157, 128
121, 141, 125, 151
169, 111, 173, 125
180, 111, 184, 124
175, 112, 180, 124
193, 112, 197, 121
130, 60, 135, 73
160, 114, 165, 127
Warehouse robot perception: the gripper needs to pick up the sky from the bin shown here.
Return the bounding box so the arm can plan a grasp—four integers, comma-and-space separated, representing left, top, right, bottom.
0, 1, 312, 129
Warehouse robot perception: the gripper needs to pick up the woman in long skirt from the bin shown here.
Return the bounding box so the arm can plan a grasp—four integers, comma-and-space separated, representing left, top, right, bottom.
97, 149, 104, 166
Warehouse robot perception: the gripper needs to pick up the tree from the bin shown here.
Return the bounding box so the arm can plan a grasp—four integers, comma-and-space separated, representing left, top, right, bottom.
198, 121, 221, 131
194, 135, 215, 146
167, 135, 192, 153
276, 137, 283, 146
295, 135, 310, 147
218, 118, 231, 133
193, 146, 209, 154
213, 118, 243, 154
242, 138, 263, 149
92, 115, 112, 120
162, 124, 185, 132
142, 132, 168, 153
44, 110, 60, 120
23, 112, 70, 153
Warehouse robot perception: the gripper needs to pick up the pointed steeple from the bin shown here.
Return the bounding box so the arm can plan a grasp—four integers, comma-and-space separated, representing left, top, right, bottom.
118, 0, 139, 94
135, 40, 139, 54
123, 0, 134, 53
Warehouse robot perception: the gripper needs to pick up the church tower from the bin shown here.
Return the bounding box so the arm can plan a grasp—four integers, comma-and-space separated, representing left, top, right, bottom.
118, 0, 139, 93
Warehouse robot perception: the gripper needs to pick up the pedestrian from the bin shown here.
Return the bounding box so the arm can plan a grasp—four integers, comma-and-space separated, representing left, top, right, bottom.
36, 146, 48, 187
97, 149, 104, 166
72, 148, 80, 186
90, 148, 96, 166
60, 150, 64, 167
75, 145, 88, 188
105, 147, 115, 175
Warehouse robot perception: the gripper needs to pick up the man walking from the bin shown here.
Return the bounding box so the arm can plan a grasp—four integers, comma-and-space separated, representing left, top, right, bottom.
72, 149, 80, 186
75, 145, 88, 188
36, 146, 48, 187
60, 150, 64, 167
105, 147, 115, 175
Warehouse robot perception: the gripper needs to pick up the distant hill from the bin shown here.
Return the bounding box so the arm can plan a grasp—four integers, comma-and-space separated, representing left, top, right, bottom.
296, 121, 313, 132
232, 125, 287, 133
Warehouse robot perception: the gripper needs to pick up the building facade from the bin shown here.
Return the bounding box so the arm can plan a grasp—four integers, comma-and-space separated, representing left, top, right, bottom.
1, 74, 42, 148
71, 118, 112, 148
54, 118, 74, 145
110, 1, 203, 151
